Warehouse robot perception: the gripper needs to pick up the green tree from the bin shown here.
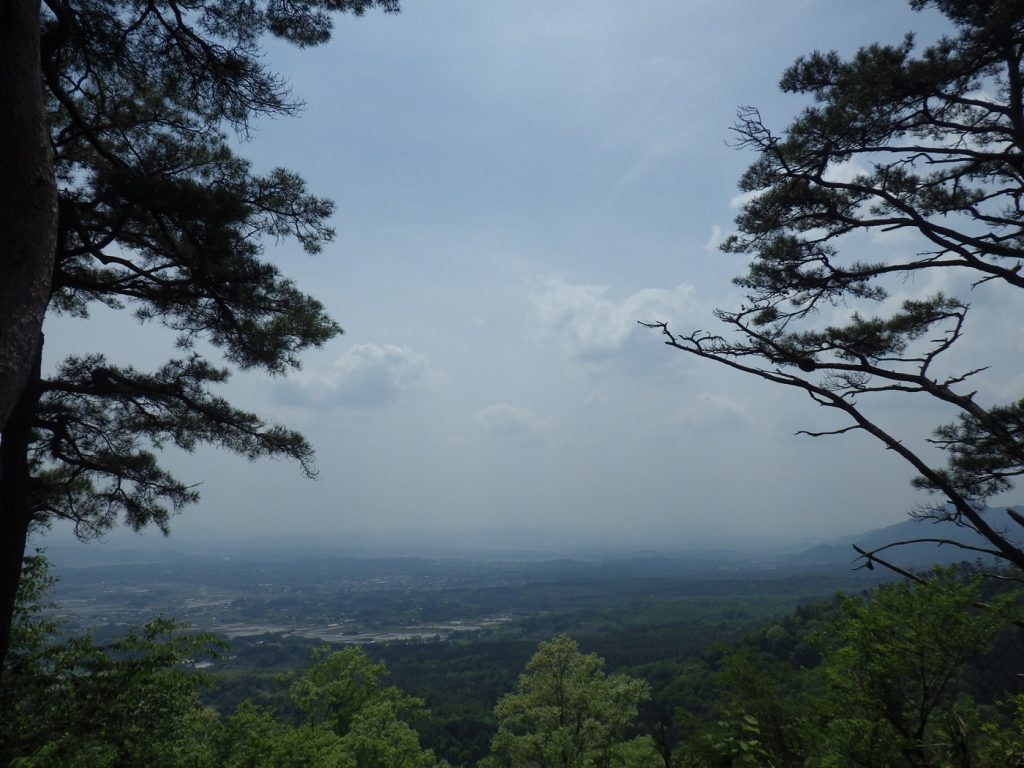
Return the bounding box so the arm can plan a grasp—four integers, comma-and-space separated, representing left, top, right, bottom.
212, 702, 351, 768
289, 645, 422, 732
976, 693, 1024, 766
671, 570, 1019, 767
3, 556, 445, 767
1, 555, 222, 767
646, 0, 1024, 572
483, 634, 652, 768
337, 699, 443, 768
707, 648, 810, 767
289, 644, 440, 767
211, 645, 443, 768
212, 703, 324, 768
814, 569, 1014, 767
0, 0, 399, 676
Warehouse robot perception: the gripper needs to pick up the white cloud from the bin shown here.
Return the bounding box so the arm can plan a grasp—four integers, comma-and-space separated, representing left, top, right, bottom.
531, 278, 695, 360
476, 403, 546, 441
704, 224, 727, 252
822, 159, 870, 184
730, 187, 767, 209
283, 343, 433, 410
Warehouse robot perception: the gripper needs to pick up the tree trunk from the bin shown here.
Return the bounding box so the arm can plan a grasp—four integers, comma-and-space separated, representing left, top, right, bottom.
0, 339, 42, 677
0, 0, 58, 433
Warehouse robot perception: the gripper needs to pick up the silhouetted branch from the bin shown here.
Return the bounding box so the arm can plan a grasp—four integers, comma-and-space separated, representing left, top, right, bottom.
795, 425, 861, 438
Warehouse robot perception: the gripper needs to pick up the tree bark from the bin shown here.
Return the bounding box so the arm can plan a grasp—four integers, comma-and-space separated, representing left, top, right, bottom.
0, 0, 57, 433
0, 338, 42, 677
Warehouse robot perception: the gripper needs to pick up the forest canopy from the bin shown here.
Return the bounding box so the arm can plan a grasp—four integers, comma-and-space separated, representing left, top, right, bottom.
4, 556, 1024, 767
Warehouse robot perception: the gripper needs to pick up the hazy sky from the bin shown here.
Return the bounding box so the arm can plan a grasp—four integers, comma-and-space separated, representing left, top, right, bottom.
41, 1, 1024, 551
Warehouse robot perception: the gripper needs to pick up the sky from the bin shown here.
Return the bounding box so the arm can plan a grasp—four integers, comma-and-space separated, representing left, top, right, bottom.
39, 0, 1024, 553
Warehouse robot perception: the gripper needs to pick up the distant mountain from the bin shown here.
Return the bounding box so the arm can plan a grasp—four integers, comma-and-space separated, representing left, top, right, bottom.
784, 506, 1023, 570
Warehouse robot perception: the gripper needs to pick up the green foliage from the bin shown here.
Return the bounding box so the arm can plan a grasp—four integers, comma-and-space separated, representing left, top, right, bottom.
5, 553, 61, 661
284, 644, 441, 766
11, 555, 1024, 767
700, 714, 779, 768
484, 634, 650, 768
708, 648, 811, 766
976, 693, 1024, 766
209, 681, 443, 768
922, 401, 1024, 499
338, 699, 442, 768
671, 567, 1022, 768
814, 569, 1016, 767
3, 615, 222, 767
605, 736, 664, 768
1, 554, 221, 766
290, 646, 405, 731
210, 702, 350, 768
2, 556, 443, 767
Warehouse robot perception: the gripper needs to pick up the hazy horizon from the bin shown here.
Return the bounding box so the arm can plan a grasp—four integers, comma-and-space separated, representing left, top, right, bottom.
36, 507, 949, 564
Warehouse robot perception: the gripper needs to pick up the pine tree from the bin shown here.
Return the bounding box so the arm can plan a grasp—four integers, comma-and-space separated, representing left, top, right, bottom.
648, 0, 1024, 573
0, 0, 398, 676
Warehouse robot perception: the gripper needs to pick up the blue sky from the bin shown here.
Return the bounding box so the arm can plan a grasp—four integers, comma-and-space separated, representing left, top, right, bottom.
41, 1, 1024, 551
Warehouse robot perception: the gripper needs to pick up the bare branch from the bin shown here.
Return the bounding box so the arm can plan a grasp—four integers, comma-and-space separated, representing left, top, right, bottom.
795, 425, 862, 438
